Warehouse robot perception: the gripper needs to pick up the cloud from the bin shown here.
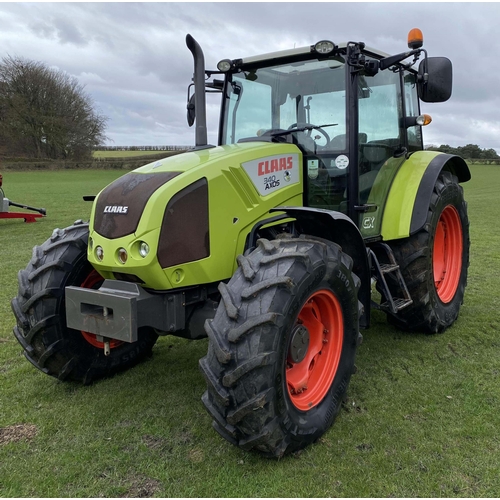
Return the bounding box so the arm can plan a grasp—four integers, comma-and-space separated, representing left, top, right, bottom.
0, 2, 499, 151
57, 23, 86, 46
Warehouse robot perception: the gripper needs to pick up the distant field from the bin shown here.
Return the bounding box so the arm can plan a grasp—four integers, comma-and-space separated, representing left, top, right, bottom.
93, 150, 182, 158
0, 165, 499, 497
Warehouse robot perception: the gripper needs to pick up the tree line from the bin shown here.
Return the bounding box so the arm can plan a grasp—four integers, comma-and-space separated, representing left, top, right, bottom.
426, 143, 500, 160
99, 145, 191, 151
0, 56, 107, 160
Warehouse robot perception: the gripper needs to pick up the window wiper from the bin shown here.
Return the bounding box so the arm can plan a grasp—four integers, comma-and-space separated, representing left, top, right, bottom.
270, 123, 338, 138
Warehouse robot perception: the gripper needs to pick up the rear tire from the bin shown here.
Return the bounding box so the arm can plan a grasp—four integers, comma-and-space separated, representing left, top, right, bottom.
11, 220, 158, 384
380, 171, 469, 333
199, 236, 361, 457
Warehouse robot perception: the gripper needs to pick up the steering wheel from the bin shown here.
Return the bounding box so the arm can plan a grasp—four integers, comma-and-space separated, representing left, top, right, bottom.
287, 123, 331, 147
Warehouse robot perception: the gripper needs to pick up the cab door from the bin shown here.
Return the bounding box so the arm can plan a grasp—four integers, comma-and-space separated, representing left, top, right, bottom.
356, 63, 409, 238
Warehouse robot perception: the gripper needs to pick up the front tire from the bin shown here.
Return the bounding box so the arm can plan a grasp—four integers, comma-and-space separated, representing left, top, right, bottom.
11, 220, 158, 384
381, 171, 470, 333
199, 236, 361, 457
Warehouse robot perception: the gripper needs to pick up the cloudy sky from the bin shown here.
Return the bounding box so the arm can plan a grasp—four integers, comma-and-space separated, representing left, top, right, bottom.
0, 2, 499, 151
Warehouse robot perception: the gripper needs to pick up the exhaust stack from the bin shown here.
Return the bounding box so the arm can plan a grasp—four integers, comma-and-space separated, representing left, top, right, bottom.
186, 34, 208, 147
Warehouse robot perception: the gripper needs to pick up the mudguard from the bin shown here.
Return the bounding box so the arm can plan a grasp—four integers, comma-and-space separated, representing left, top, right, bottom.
381, 151, 470, 241
271, 206, 371, 328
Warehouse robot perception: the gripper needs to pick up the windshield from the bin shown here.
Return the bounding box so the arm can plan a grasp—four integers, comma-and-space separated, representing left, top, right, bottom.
221, 57, 347, 150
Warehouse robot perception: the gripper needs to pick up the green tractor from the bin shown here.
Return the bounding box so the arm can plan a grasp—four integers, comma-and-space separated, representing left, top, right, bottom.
12, 29, 470, 457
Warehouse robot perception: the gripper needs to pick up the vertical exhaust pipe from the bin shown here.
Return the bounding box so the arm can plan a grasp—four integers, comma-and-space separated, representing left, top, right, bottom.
186, 34, 208, 147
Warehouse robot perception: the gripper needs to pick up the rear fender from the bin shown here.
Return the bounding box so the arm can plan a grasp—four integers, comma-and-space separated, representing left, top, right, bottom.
381, 151, 470, 240
271, 206, 371, 328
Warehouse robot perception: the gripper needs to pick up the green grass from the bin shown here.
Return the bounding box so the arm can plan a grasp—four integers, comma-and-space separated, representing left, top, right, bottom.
1, 166, 499, 497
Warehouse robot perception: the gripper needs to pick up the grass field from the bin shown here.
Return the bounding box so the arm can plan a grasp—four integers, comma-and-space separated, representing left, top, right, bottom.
0, 166, 499, 497
93, 150, 181, 158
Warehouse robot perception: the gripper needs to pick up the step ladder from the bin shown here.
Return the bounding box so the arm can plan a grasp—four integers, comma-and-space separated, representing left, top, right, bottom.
369, 242, 412, 315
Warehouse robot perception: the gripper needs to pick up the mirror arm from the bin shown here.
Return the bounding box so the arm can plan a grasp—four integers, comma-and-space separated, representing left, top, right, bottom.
416, 49, 429, 83
379, 48, 422, 71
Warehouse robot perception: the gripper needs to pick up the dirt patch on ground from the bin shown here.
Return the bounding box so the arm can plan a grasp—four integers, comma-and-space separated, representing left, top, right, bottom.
141, 435, 171, 452
188, 448, 204, 463
0, 424, 38, 445
141, 429, 193, 454
121, 475, 162, 498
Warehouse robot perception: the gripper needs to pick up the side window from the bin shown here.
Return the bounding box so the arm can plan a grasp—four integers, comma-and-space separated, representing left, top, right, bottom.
358, 70, 402, 146
357, 67, 403, 204
224, 77, 272, 144
404, 73, 423, 152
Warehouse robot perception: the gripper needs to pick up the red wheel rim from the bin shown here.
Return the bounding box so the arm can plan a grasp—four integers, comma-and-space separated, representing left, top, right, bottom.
433, 205, 463, 303
286, 289, 343, 411
79, 270, 123, 349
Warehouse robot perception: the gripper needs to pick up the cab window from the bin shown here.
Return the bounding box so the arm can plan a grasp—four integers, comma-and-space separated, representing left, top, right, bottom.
404, 72, 423, 152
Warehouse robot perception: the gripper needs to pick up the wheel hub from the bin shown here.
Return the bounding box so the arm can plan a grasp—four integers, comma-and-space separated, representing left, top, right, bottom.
286, 290, 343, 411
288, 324, 310, 364
433, 204, 463, 303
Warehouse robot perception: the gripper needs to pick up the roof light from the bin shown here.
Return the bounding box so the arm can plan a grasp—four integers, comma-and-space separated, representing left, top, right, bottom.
217, 59, 232, 72
314, 40, 335, 55
408, 28, 424, 50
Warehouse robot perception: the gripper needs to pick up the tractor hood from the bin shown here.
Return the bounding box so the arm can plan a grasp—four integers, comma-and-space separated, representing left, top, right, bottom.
92, 143, 298, 239
87, 142, 303, 290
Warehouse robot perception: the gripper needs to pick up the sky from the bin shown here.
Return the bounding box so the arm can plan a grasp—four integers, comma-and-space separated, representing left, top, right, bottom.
0, 1, 499, 151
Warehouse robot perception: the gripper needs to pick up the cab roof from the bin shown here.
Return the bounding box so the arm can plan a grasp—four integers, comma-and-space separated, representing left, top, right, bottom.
239, 42, 390, 66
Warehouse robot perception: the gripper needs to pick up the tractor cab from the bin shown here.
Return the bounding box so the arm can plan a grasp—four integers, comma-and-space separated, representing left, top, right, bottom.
188, 30, 453, 229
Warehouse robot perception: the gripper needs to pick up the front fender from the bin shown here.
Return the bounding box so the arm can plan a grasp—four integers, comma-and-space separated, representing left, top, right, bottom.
381, 151, 470, 240
271, 206, 371, 328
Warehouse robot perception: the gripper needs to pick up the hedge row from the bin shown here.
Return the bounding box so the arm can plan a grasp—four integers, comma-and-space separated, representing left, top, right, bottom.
0, 152, 183, 171
466, 159, 500, 165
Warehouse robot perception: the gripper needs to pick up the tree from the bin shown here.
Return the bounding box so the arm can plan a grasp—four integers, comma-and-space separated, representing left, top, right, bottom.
459, 143, 483, 159
0, 56, 107, 159
426, 143, 500, 160
480, 148, 498, 160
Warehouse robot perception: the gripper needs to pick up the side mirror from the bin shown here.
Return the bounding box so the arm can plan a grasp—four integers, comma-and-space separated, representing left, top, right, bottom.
187, 93, 196, 127
418, 57, 452, 103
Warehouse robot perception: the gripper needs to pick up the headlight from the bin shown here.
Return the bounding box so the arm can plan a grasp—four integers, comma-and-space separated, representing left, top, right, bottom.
95, 246, 104, 261
117, 247, 128, 264
139, 241, 150, 258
